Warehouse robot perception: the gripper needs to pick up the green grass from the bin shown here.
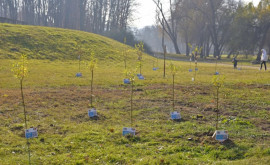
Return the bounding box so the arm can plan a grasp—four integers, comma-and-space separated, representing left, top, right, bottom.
0, 23, 136, 61
0, 23, 270, 164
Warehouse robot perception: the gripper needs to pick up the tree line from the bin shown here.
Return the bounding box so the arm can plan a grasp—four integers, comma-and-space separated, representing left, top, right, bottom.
154, 0, 270, 60
0, 0, 134, 34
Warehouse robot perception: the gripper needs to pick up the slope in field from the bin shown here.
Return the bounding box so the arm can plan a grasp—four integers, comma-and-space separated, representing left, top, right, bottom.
0, 23, 134, 61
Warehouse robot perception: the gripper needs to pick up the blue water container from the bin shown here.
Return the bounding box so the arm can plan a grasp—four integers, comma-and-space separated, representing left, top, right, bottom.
170, 111, 181, 120
122, 127, 136, 136
76, 72, 82, 77
25, 128, 38, 139
88, 108, 98, 118
124, 79, 130, 84
138, 75, 145, 80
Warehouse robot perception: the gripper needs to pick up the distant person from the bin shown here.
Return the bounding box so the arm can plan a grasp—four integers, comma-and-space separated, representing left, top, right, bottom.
260, 49, 268, 70
232, 57, 238, 69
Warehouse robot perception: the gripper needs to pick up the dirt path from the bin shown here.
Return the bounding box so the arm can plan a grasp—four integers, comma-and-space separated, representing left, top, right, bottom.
153, 53, 261, 70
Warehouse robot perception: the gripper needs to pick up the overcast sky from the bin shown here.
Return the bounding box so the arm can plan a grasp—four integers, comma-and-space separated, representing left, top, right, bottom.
132, 0, 261, 29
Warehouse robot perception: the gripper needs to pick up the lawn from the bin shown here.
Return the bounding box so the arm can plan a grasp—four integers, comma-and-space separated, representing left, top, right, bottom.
0, 23, 269, 164
0, 58, 269, 164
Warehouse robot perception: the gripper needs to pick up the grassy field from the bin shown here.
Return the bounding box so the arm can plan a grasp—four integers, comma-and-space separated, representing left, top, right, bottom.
0, 23, 270, 164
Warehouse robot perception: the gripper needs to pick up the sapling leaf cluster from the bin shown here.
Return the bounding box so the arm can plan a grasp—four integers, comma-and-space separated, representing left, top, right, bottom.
135, 42, 144, 75
12, 54, 28, 129
189, 44, 202, 81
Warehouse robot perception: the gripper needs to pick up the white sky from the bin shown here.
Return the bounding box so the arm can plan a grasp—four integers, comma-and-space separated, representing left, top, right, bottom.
132, 0, 261, 29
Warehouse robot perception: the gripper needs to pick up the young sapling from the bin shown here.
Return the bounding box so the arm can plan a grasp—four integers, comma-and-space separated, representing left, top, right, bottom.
123, 37, 128, 70
123, 69, 131, 84
135, 42, 144, 77
193, 47, 202, 81
76, 43, 83, 77
189, 45, 202, 81
12, 54, 33, 164
123, 68, 137, 136
87, 51, 98, 118
169, 62, 181, 121
212, 75, 228, 141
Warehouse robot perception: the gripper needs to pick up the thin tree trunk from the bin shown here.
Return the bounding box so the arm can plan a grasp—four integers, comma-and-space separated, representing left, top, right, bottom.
162, 20, 166, 78
131, 80, 133, 127
20, 79, 31, 165
163, 45, 166, 78
172, 75, 175, 110
90, 70, 93, 107
216, 87, 219, 130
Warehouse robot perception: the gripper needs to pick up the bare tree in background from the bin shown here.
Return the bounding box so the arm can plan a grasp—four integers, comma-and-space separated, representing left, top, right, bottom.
153, 0, 181, 54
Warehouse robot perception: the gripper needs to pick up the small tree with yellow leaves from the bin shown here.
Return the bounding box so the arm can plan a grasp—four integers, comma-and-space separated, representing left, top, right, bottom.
135, 42, 144, 75
188, 45, 202, 81
12, 54, 31, 164
87, 51, 98, 108
212, 75, 225, 130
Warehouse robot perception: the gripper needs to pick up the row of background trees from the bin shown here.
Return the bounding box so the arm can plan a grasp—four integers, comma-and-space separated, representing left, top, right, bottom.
0, 0, 157, 53
137, 0, 270, 61
1, 0, 270, 60
0, 0, 134, 33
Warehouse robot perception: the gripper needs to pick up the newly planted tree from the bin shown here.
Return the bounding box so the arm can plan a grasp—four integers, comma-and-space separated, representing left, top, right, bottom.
122, 68, 137, 136
76, 43, 83, 77
123, 37, 128, 70
190, 46, 202, 81
169, 62, 181, 121
126, 69, 136, 127
135, 42, 144, 75
78, 45, 82, 72
212, 75, 225, 130
87, 51, 98, 108
169, 62, 178, 111
12, 54, 31, 164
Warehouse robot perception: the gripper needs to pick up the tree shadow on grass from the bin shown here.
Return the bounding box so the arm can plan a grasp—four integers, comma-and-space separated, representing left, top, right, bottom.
222, 138, 236, 149
70, 113, 106, 123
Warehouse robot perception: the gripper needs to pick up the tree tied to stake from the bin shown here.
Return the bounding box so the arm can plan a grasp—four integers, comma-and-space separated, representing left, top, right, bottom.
75, 43, 83, 72
169, 62, 180, 111
87, 51, 98, 108
124, 68, 137, 127
189, 44, 202, 81
12, 54, 31, 165
135, 42, 144, 75
212, 75, 225, 130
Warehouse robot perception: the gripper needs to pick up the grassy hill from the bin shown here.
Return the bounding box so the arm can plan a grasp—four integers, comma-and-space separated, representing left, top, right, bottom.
0, 23, 138, 61
0, 24, 270, 164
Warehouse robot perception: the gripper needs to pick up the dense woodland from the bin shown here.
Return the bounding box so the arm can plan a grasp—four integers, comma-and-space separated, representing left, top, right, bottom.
0, 0, 134, 34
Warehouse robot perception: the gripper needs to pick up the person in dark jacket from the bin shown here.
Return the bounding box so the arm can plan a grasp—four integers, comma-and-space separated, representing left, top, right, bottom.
232, 57, 238, 69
